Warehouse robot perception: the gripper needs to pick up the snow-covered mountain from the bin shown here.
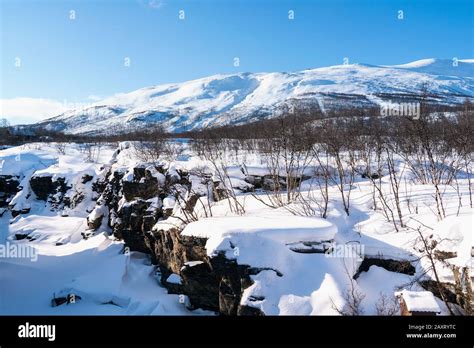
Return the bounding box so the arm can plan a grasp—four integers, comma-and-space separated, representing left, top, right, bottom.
36, 58, 474, 134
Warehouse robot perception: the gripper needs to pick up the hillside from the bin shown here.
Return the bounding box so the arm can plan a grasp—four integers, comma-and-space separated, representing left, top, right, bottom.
33, 58, 474, 135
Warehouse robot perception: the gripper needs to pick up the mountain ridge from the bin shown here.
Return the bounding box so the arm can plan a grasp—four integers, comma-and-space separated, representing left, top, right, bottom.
35, 58, 474, 135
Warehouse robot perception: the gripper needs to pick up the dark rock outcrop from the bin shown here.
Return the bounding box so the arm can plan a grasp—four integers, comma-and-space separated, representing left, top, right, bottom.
81, 174, 94, 184
30, 176, 69, 201
0, 175, 20, 208
115, 199, 161, 253
51, 293, 82, 307
88, 164, 265, 315
353, 257, 416, 279
144, 226, 261, 315
420, 279, 457, 304
122, 166, 166, 201
11, 207, 30, 217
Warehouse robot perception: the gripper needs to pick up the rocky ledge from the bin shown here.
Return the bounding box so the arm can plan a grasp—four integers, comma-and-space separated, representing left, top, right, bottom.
86, 164, 265, 315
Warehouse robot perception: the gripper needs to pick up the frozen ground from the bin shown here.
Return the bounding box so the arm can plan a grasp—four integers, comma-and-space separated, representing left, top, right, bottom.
0, 142, 472, 315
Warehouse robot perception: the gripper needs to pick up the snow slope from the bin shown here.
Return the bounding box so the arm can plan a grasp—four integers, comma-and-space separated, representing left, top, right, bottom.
388, 58, 474, 78
34, 58, 474, 135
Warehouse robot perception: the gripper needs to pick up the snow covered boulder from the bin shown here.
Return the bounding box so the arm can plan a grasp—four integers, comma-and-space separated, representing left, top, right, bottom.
81, 174, 94, 184
395, 290, 441, 316
181, 215, 337, 258
163, 273, 184, 294
263, 175, 286, 191
87, 204, 108, 231
162, 195, 176, 217
166, 167, 181, 185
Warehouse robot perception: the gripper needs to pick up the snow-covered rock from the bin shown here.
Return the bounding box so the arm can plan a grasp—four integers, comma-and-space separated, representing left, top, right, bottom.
395, 290, 441, 313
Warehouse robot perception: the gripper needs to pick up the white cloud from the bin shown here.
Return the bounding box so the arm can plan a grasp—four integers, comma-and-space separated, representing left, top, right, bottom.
87, 95, 103, 101
0, 97, 66, 125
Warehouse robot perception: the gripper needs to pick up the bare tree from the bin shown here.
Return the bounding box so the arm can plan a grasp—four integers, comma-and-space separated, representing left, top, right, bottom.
331, 260, 365, 316
409, 221, 455, 315
192, 135, 245, 215
320, 120, 357, 216
54, 142, 67, 155
83, 143, 102, 163
375, 292, 399, 316
385, 144, 405, 228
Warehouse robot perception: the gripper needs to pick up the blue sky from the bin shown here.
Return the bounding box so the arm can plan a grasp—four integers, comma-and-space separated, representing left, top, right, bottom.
1, 0, 473, 123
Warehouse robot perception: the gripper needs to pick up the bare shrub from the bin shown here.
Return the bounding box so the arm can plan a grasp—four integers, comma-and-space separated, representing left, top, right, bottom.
54, 142, 67, 155
375, 293, 399, 316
